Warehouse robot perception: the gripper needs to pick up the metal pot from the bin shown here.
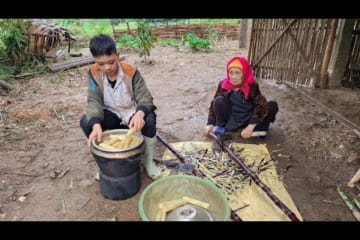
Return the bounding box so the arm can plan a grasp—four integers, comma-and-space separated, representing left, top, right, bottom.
91, 129, 144, 159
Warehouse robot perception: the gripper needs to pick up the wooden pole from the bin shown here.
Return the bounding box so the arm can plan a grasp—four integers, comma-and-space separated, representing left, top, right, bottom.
0, 79, 13, 90
126, 22, 130, 35
320, 19, 338, 88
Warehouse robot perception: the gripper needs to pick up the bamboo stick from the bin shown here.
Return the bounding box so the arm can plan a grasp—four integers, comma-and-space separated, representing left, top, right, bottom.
337, 186, 360, 221
353, 198, 360, 210
209, 132, 300, 222
347, 168, 360, 188
60, 198, 66, 215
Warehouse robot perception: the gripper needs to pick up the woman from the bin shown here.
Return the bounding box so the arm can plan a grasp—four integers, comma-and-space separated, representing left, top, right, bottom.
204, 56, 278, 138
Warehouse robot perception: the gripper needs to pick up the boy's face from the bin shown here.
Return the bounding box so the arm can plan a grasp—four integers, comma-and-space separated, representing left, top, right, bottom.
94, 53, 119, 76
229, 67, 243, 85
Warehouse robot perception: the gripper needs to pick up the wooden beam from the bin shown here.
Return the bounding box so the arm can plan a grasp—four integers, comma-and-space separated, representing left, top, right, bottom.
47, 55, 126, 72
0, 79, 13, 90
48, 56, 93, 72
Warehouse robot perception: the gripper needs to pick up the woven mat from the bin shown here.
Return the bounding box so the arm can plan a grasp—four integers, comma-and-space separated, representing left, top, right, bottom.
162, 141, 303, 221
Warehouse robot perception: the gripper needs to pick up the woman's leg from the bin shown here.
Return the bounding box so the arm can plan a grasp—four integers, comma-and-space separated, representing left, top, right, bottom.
213, 96, 231, 127
255, 101, 278, 131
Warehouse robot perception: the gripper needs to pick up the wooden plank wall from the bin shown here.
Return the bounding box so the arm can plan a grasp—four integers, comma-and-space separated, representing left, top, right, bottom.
113, 23, 240, 40
248, 19, 333, 87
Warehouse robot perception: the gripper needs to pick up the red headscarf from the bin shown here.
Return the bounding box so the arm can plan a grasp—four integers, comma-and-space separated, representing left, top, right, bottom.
221, 56, 255, 99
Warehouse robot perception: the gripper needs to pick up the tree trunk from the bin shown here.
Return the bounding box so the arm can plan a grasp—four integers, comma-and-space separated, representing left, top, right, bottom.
239, 19, 248, 49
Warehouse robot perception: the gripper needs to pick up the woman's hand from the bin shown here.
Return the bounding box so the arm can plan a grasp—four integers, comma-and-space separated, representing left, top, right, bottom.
88, 123, 103, 148
204, 124, 214, 135
129, 111, 145, 132
241, 124, 256, 138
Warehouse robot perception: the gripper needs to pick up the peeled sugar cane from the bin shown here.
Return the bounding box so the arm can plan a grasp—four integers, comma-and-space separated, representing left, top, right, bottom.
347, 168, 360, 188
98, 128, 141, 150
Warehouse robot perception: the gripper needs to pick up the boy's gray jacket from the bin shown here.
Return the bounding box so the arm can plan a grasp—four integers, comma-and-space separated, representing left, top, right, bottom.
85, 61, 156, 127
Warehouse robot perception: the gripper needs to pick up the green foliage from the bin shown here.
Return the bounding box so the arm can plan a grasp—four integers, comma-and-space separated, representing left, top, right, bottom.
135, 20, 156, 63
83, 20, 111, 39
110, 19, 122, 26
0, 19, 31, 69
111, 19, 137, 27
116, 34, 140, 49
51, 19, 113, 42
0, 19, 46, 77
208, 25, 221, 42
157, 38, 181, 47
183, 33, 211, 50
58, 19, 79, 27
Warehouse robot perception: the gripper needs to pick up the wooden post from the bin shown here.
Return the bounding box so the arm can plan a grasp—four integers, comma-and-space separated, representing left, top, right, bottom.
175, 19, 178, 39
320, 19, 338, 88
199, 19, 202, 38
239, 19, 248, 48
328, 19, 355, 87
126, 22, 131, 35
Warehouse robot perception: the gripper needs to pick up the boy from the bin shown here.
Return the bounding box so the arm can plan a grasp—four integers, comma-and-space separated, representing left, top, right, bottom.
80, 34, 166, 180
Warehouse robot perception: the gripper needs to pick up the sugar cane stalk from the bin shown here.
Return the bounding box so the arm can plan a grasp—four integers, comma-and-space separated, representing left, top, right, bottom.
337, 186, 360, 221
156, 133, 187, 163
155, 132, 241, 221
209, 132, 300, 222
353, 198, 360, 210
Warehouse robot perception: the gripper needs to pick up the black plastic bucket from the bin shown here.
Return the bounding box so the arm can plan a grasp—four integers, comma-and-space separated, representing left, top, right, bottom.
91, 129, 145, 200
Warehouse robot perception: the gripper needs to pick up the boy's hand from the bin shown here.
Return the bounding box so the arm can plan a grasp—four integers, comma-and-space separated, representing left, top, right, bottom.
129, 111, 145, 132
88, 123, 103, 148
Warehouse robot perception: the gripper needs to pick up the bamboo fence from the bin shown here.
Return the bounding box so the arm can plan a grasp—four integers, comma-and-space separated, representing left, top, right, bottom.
248, 19, 335, 88
113, 23, 240, 41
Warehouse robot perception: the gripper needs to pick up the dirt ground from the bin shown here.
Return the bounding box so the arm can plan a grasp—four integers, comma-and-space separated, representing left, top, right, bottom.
0, 40, 359, 221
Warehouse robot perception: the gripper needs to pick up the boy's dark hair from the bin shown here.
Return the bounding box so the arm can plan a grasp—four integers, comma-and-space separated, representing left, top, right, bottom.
89, 34, 117, 57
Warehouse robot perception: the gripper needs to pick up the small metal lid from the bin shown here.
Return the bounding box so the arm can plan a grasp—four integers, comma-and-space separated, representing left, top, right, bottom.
166, 204, 214, 221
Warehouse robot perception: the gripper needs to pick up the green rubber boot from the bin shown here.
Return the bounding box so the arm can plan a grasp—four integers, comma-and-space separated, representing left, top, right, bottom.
143, 136, 169, 180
